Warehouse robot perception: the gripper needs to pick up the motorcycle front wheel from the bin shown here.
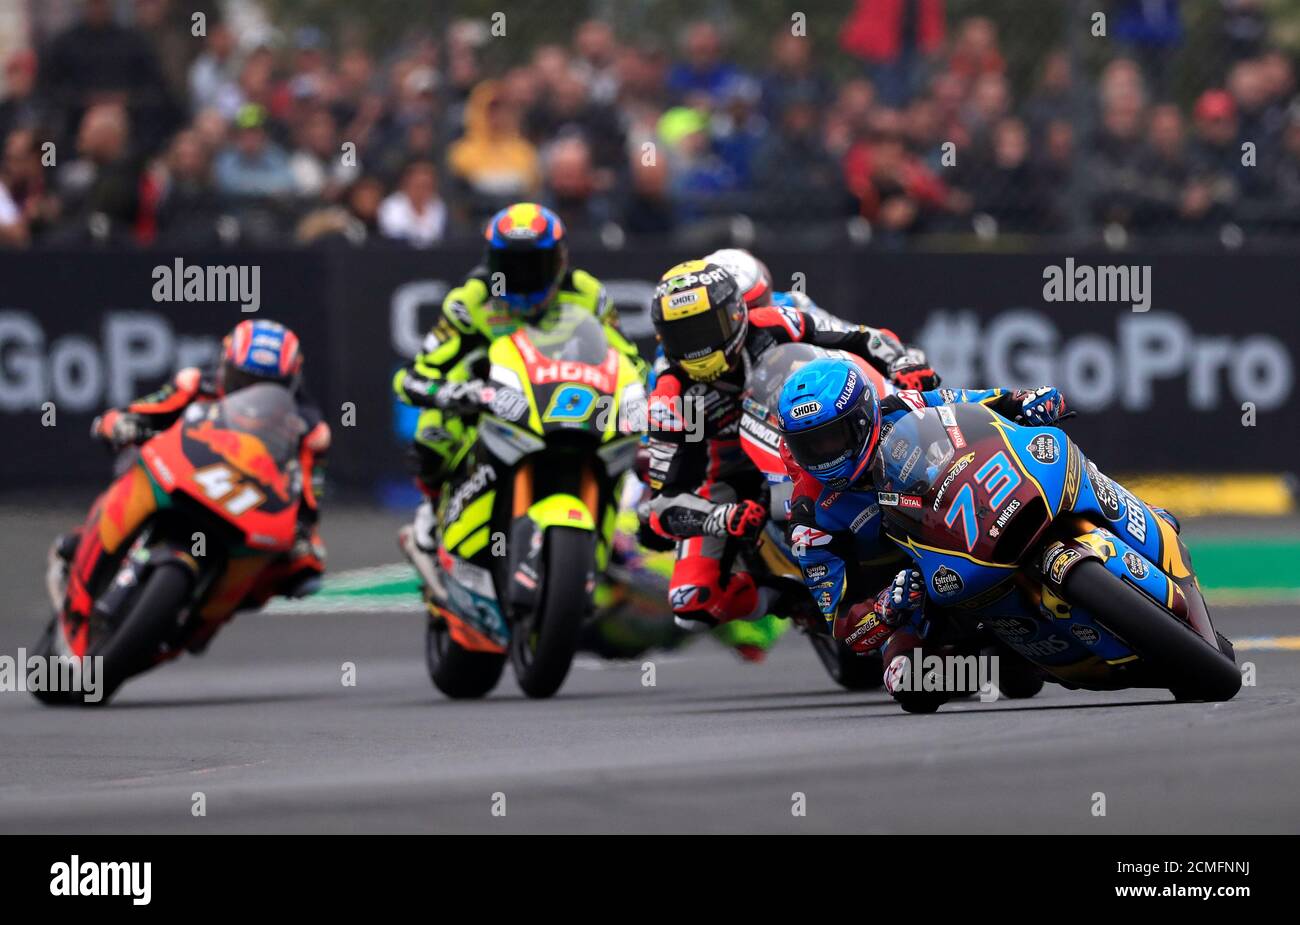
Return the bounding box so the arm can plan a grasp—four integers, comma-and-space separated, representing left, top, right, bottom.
510, 527, 592, 699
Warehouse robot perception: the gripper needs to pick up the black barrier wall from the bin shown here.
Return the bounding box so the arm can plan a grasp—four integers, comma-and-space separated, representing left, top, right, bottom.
1, 248, 1295, 493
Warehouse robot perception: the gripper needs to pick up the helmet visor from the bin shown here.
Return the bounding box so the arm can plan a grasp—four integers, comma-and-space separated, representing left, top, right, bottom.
784, 413, 870, 477
489, 246, 562, 303
658, 295, 741, 364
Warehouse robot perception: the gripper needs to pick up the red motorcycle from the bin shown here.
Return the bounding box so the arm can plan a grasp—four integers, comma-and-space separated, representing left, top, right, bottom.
33, 384, 310, 705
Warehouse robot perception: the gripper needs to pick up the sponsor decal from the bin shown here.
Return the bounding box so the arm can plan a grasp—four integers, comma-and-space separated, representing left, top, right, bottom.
946, 425, 967, 449
1071, 624, 1100, 645
899, 390, 925, 410
989, 616, 1037, 641
445, 463, 496, 525
939, 389, 958, 402
789, 400, 821, 419
1026, 433, 1059, 464
818, 490, 841, 509
849, 503, 880, 532
739, 412, 781, 449
990, 498, 1022, 536
931, 564, 964, 596
1087, 460, 1123, 520
1062, 444, 1082, 510
790, 524, 833, 556
898, 446, 923, 482
878, 491, 900, 506
1122, 551, 1149, 579
818, 590, 832, 611
1125, 500, 1148, 544
936, 405, 957, 427
834, 370, 859, 411
932, 452, 976, 511
898, 494, 923, 509
804, 563, 828, 581
890, 440, 910, 461
1045, 545, 1082, 585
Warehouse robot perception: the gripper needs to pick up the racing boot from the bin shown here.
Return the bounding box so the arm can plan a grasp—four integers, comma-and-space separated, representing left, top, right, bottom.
45, 530, 81, 610
399, 498, 446, 602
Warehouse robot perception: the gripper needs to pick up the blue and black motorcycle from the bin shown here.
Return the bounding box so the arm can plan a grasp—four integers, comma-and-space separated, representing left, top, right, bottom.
870, 402, 1241, 713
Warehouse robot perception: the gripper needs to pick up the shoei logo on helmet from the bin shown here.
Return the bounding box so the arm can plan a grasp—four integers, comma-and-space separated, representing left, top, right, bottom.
662, 287, 712, 320
789, 400, 821, 419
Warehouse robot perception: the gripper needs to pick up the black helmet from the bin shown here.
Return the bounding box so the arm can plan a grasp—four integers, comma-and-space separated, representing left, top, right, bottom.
650, 259, 747, 382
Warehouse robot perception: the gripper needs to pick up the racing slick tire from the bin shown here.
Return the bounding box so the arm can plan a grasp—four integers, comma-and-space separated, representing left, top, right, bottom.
1062, 559, 1241, 703
808, 633, 884, 690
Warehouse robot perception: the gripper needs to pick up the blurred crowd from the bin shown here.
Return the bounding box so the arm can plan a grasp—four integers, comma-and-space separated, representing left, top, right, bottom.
1, 0, 1299, 249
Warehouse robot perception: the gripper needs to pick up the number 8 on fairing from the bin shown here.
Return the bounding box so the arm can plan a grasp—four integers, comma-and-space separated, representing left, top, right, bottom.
542, 384, 599, 423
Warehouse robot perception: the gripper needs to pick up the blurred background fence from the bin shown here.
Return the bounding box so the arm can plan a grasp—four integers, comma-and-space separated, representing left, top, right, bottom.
4, 0, 1300, 252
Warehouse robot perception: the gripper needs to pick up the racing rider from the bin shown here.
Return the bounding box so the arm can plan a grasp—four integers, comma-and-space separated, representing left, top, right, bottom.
641, 257, 937, 629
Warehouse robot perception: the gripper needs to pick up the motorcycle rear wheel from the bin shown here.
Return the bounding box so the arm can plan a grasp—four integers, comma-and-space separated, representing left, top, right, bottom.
1062, 559, 1241, 702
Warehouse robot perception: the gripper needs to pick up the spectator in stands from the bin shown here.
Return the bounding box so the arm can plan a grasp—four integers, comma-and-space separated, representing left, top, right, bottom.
1112, 0, 1183, 96
188, 20, 241, 116
1188, 89, 1243, 216
753, 93, 849, 223
378, 159, 446, 247
525, 68, 625, 176
289, 108, 357, 200
845, 108, 957, 237
1134, 104, 1198, 229
573, 20, 622, 105
0, 50, 43, 145
761, 30, 833, 122
153, 128, 222, 245
1024, 49, 1073, 137
2, 128, 55, 237
49, 102, 140, 244
622, 155, 675, 237
1089, 68, 1147, 226
667, 22, 740, 105
840, 0, 946, 107
659, 106, 736, 221
711, 75, 767, 187
972, 116, 1049, 233
542, 136, 612, 232
41, 0, 177, 155
213, 103, 295, 198
447, 80, 539, 221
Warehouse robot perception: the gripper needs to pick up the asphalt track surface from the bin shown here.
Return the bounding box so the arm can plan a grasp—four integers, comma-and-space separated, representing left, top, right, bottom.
0, 506, 1296, 834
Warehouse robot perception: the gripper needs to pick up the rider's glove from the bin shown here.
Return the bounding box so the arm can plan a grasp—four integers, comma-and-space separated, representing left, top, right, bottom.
703, 500, 767, 541
1014, 387, 1067, 425
434, 379, 494, 414
889, 355, 941, 391
876, 568, 925, 626
92, 411, 150, 448
834, 568, 925, 654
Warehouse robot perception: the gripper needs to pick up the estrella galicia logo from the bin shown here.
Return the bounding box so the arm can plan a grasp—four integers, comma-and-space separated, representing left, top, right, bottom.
1026, 434, 1059, 464
1070, 624, 1100, 645
931, 565, 964, 597
1122, 551, 1149, 579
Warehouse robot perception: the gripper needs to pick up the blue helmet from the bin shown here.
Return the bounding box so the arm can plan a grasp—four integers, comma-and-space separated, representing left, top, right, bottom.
484, 202, 568, 318
777, 356, 881, 490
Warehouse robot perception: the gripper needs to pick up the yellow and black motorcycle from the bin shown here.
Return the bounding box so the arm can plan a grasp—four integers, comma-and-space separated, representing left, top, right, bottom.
411, 305, 644, 699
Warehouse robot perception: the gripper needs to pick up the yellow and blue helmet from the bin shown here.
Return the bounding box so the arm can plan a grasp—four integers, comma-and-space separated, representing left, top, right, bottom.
778, 356, 881, 490
484, 202, 568, 317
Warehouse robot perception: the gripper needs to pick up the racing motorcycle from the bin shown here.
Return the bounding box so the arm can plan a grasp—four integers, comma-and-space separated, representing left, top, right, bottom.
869, 401, 1241, 713
33, 384, 309, 705
408, 304, 643, 699
738, 342, 890, 690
